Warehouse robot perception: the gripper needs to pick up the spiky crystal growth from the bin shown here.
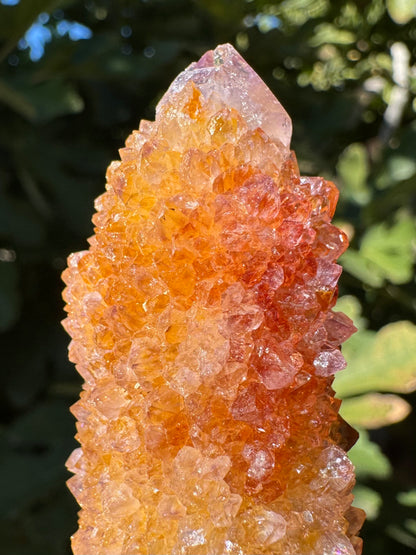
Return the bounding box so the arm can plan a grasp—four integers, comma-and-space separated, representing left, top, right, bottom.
63, 44, 365, 555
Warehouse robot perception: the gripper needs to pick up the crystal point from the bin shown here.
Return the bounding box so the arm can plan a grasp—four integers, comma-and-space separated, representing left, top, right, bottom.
159, 44, 292, 151
63, 44, 363, 555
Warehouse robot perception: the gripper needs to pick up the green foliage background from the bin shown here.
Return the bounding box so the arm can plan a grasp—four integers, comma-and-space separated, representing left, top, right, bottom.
0, 0, 415, 553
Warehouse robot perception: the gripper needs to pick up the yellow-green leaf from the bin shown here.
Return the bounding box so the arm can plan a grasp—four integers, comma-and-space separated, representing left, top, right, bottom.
340, 249, 384, 287
309, 23, 355, 46
335, 295, 366, 329
340, 393, 411, 429
387, 0, 416, 24
341, 212, 416, 287
335, 321, 416, 397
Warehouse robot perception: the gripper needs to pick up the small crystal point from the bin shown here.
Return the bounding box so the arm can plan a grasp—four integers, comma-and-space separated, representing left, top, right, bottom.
158, 43, 292, 150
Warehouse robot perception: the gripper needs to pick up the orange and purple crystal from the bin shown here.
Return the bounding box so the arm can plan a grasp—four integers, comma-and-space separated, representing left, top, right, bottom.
63, 44, 365, 554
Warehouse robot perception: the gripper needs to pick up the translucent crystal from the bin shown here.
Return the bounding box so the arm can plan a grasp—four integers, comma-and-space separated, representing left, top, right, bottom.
63, 44, 362, 555
159, 43, 292, 150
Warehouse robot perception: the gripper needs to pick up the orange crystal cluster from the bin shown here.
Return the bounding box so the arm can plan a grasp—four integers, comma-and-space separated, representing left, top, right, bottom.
63, 44, 365, 555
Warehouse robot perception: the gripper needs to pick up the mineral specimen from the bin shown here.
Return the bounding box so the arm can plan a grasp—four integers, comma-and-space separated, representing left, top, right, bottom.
63, 43, 365, 555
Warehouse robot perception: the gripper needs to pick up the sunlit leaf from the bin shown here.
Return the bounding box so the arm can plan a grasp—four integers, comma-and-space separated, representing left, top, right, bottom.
340, 249, 384, 287
360, 212, 416, 282
335, 321, 416, 397
340, 393, 411, 429
387, 0, 416, 24
335, 295, 365, 329
341, 212, 416, 286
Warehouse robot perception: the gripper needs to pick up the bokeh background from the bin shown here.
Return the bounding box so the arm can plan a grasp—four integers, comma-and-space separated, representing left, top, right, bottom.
0, 0, 415, 553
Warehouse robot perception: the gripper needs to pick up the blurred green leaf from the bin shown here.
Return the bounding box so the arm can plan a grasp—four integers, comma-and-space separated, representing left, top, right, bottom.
340, 393, 411, 429
349, 429, 392, 479
0, 76, 84, 123
18, 135, 101, 236
405, 519, 416, 535
387, 0, 416, 24
336, 320, 416, 397
335, 295, 366, 329
309, 23, 355, 46
278, 0, 329, 25
398, 490, 416, 507
359, 213, 416, 283
340, 249, 385, 287
0, 78, 36, 120
387, 155, 416, 183
341, 211, 416, 286
388, 523, 416, 549
353, 484, 382, 520
366, 0, 387, 25
337, 143, 371, 205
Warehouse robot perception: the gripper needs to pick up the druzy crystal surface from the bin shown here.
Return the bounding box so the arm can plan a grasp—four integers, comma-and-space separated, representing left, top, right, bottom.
63, 44, 365, 555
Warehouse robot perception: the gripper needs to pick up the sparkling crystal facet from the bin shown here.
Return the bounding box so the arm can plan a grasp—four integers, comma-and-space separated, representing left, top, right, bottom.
63, 43, 363, 555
